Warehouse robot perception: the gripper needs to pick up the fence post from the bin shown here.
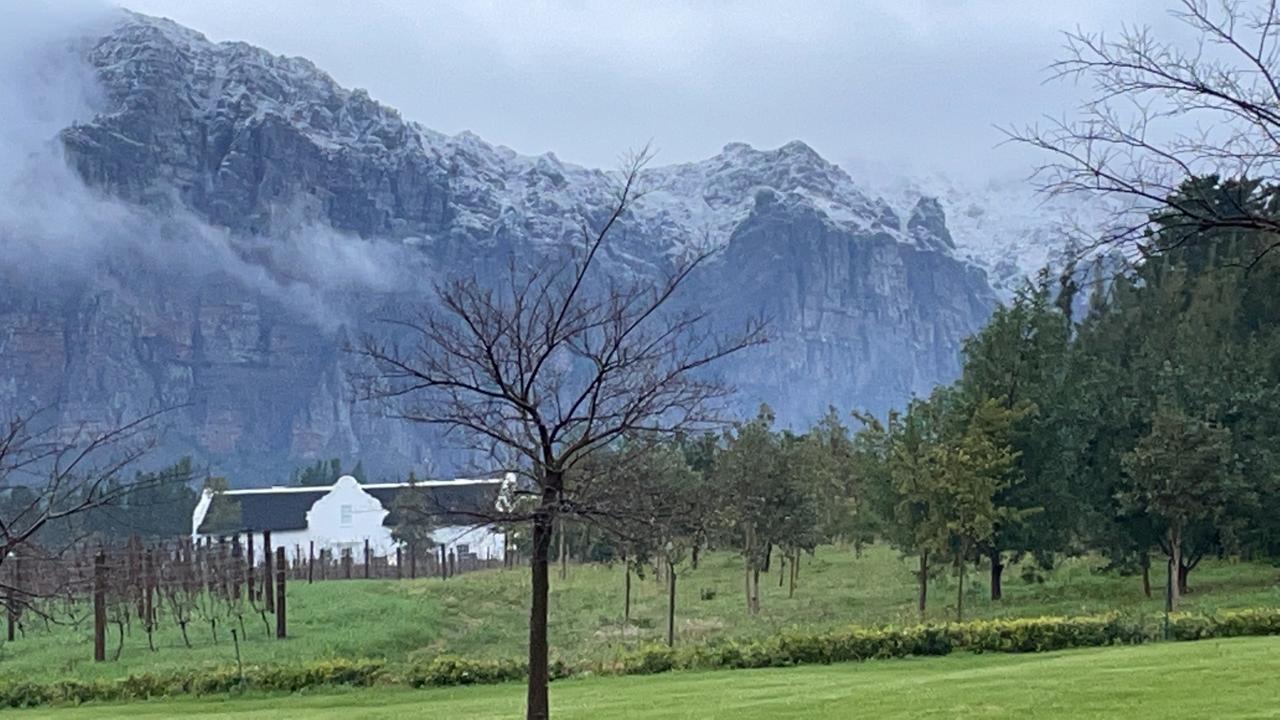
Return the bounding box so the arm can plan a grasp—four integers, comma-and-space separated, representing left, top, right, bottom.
343, 548, 352, 580
308, 541, 314, 584
396, 546, 403, 580
275, 546, 287, 639
364, 539, 371, 580
93, 552, 106, 662
263, 530, 275, 613
448, 549, 456, 579
439, 545, 447, 580
409, 543, 417, 580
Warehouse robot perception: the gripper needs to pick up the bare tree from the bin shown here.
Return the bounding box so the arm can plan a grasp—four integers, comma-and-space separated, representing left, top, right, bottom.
358, 150, 766, 720
1010, 0, 1280, 265
0, 407, 168, 618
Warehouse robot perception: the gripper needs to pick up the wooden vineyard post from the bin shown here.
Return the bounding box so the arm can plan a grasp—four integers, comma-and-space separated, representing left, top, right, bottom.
364, 539, 371, 579
439, 545, 447, 580
230, 535, 242, 602
409, 543, 417, 580
343, 548, 352, 580
144, 548, 156, 648
247, 531, 256, 601
396, 546, 403, 580
308, 541, 314, 584
93, 552, 106, 662
275, 546, 286, 639
263, 531, 275, 613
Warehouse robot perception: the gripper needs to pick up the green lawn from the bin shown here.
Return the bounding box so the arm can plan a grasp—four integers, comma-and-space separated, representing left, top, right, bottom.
14, 636, 1280, 719
2, 545, 1277, 682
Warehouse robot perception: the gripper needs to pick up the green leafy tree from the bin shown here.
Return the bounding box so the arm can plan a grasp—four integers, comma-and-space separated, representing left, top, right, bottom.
878, 394, 946, 620
390, 471, 440, 565
292, 458, 343, 486
714, 405, 780, 615
200, 477, 242, 535
712, 405, 822, 614
960, 276, 1072, 599
930, 396, 1028, 621
1121, 404, 1244, 611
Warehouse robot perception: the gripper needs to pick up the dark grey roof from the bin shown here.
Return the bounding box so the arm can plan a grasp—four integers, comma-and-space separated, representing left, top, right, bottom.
234, 488, 327, 533
197, 482, 501, 535
368, 484, 500, 527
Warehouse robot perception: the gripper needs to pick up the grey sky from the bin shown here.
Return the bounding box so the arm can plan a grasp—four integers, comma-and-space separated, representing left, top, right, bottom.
118, 1, 1177, 181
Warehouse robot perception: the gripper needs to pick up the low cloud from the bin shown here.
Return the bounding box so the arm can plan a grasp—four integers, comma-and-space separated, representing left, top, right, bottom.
0, 2, 425, 332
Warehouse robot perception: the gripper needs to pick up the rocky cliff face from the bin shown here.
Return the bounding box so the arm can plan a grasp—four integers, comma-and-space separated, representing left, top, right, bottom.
0, 12, 996, 481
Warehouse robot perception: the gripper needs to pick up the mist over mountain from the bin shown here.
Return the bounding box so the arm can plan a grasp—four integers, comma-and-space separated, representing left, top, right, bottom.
0, 10, 1040, 482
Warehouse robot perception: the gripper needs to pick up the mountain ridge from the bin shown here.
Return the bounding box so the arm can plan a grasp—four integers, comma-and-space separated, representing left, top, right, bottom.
0, 10, 998, 480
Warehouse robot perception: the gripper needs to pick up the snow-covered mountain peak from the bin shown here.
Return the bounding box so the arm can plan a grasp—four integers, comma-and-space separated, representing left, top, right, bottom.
846, 164, 1114, 299
83, 11, 979, 268
637, 139, 911, 254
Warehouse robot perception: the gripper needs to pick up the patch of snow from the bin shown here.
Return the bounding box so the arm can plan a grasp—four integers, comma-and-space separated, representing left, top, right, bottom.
93, 11, 996, 277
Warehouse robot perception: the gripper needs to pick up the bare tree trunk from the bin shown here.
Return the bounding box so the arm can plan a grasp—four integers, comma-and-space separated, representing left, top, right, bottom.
558, 525, 567, 581
917, 550, 928, 621
526, 484, 557, 720
93, 552, 106, 661
955, 555, 965, 622
751, 569, 760, 615
788, 550, 797, 598
5, 557, 15, 643
666, 559, 677, 647
1141, 552, 1152, 599
1167, 525, 1182, 612
989, 549, 1004, 601
623, 560, 631, 627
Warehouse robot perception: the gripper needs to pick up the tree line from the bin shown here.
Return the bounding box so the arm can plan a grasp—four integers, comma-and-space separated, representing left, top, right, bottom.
534, 177, 1280, 628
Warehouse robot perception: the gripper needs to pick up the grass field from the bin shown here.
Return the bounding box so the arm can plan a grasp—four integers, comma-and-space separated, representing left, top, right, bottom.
13, 636, 1280, 718
1, 545, 1277, 682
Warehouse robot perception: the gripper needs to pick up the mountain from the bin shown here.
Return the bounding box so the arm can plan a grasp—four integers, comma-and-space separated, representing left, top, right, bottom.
846, 163, 1113, 300
0, 11, 997, 481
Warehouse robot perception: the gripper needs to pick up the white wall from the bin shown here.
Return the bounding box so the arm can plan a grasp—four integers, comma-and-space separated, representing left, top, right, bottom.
304, 475, 397, 559
195, 475, 507, 564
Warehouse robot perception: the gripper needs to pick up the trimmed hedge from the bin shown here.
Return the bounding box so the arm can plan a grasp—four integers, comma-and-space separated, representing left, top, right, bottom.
3, 608, 1279, 708
0, 659, 386, 708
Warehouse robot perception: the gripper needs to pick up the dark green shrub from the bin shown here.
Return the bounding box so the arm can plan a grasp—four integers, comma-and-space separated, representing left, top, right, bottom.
3, 608, 1279, 709
619, 645, 680, 674
406, 656, 525, 687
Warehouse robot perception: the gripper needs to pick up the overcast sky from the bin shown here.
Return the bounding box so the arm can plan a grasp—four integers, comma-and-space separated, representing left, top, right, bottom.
116, 1, 1178, 182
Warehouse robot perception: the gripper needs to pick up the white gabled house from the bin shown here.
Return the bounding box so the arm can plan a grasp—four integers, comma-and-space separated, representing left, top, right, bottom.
191, 474, 514, 564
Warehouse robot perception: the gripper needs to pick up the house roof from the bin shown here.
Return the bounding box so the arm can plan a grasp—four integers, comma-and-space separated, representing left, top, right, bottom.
197, 478, 504, 535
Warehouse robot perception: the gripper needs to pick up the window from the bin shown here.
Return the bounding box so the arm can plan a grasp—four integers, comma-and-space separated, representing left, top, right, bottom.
340, 504, 353, 526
